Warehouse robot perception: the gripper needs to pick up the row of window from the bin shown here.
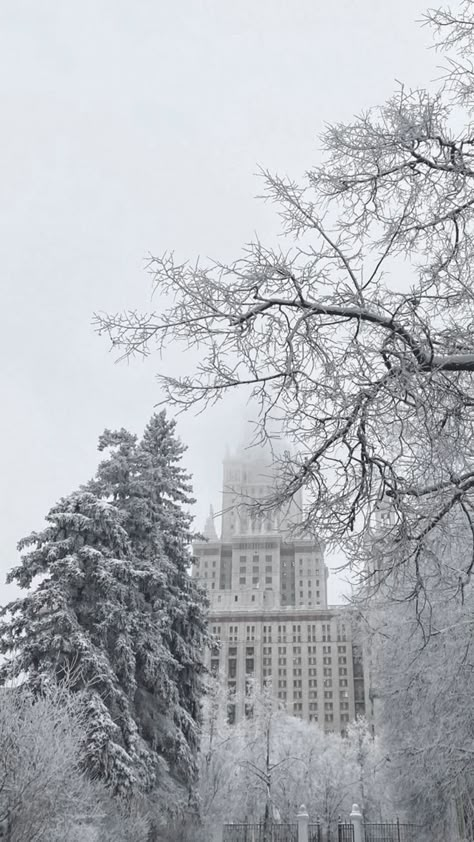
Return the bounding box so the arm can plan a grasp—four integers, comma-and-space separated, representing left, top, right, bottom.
213, 648, 348, 664
215, 659, 349, 683
216, 625, 348, 643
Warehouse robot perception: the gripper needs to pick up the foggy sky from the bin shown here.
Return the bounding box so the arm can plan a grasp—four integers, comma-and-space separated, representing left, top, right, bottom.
0, 0, 435, 603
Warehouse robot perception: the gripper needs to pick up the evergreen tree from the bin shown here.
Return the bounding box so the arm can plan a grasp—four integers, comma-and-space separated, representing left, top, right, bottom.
0, 412, 208, 803
88, 411, 209, 791
0, 491, 155, 794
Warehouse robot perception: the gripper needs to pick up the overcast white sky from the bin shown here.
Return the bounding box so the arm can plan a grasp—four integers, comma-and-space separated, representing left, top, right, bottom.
0, 0, 437, 603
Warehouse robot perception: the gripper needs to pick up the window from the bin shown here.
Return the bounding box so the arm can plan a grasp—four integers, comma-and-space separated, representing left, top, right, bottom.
309, 689, 318, 699
246, 627, 255, 642
293, 668, 302, 677
239, 576, 246, 584
278, 646, 287, 655
245, 658, 254, 674
325, 713, 334, 723
228, 659, 237, 678
263, 626, 272, 643
309, 667, 317, 677
278, 679, 287, 689
338, 656, 347, 666
210, 658, 219, 673
322, 624, 331, 642
278, 625, 287, 643
324, 668, 332, 677
309, 679, 317, 688
234, 595, 238, 602
293, 679, 302, 689
309, 702, 318, 712
324, 690, 333, 699
323, 656, 332, 666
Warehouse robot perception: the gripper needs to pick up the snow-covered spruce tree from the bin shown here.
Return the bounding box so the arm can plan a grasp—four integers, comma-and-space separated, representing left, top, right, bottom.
87, 411, 209, 796
0, 491, 156, 795
0, 412, 208, 804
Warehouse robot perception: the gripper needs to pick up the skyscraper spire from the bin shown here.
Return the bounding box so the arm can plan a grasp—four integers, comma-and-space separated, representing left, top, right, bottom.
203, 505, 218, 541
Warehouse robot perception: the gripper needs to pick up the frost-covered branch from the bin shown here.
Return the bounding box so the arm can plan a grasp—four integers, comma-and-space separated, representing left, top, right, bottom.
96, 1, 474, 600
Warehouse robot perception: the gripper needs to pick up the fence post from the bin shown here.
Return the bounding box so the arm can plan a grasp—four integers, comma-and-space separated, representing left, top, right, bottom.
297, 805, 309, 842
350, 804, 363, 842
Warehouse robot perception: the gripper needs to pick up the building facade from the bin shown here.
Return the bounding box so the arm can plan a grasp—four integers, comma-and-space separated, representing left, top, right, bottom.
193, 449, 366, 732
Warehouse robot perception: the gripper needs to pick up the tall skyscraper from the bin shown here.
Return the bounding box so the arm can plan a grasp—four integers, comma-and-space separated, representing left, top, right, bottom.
193, 448, 366, 731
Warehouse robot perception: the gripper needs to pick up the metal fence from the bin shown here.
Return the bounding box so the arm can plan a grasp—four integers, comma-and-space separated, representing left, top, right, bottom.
223, 818, 422, 842
363, 822, 422, 842
338, 823, 355, 842
309, 822, 322, 842
223, 823, 298, 842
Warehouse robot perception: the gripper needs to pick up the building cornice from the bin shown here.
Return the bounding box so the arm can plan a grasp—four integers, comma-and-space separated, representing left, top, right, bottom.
208, 605, 351, 624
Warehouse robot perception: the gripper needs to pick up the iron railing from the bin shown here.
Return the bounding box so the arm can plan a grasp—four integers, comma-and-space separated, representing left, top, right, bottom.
223, 823, 298, 842
338, 822, 355, 842
363, 822, 422, 842
309, 822, 322, 842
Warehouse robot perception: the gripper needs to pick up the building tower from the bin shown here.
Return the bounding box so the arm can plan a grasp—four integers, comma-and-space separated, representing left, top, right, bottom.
192, 447, 365, 731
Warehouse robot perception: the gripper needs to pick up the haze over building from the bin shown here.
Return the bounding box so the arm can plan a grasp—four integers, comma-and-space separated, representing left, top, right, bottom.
192, 447, 366, 731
